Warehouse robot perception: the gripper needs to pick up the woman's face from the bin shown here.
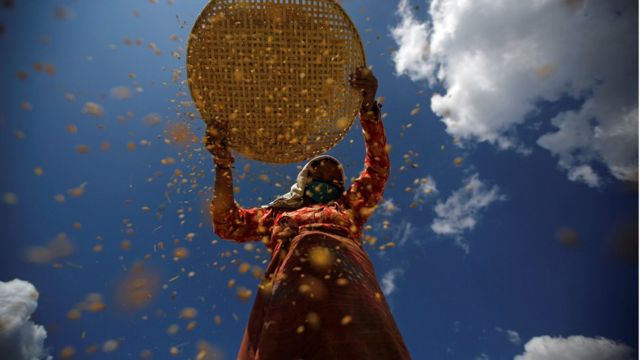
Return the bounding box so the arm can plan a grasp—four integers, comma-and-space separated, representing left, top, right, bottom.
308, 159, 343, 187
303, 159, 344, 205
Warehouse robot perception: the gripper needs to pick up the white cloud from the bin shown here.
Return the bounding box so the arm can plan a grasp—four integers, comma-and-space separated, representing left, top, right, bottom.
514, 335, 634, 360
565, 164, 602, 188
431, 174, 505, 251
496, 327, 522, 345
391, 0, 434, 82
0, 279, 51, 360
506, 330, 522, 345
393, 220, 415, 247
412, 176, 439, 208
381, 268, 404, 296
391, 0, 638, 187
409, 176, 438, 210
380, 198, 400, 216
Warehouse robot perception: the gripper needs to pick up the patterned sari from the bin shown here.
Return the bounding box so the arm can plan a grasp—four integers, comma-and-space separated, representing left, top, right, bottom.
213, 103, 411, 360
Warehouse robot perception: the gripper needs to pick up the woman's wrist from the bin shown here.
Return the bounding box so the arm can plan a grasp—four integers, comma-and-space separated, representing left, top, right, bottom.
360, 99, 381, 122
213, 154, 234, 168
215, 163, 233, 170
361, 96, 377, 111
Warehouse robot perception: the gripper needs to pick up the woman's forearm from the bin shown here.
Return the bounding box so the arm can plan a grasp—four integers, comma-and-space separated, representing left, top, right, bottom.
212, 164, 237, 220
211, 162, 274, 242
363, 104, 389, 176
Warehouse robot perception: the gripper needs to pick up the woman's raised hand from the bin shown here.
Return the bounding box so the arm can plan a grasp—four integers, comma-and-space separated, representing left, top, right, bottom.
205, 124, 234, 167
349, 66, 378, 110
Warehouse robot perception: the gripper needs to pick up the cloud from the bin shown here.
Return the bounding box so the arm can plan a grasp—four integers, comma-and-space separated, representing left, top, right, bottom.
393, 220, 415, 247
390, 0, 433, 82
496, 327, 522, 345
412, 176, 439, 209
381, 268, 404, 296
379, 198, 400, 216
514, 335, 634, 360
391, 0, 638, 187
0, 279, 51, 360
506, 330, 522, 345
431, 174, 505, 251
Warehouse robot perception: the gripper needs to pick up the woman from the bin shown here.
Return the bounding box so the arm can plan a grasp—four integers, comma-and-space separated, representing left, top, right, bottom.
207, 67, 410, 360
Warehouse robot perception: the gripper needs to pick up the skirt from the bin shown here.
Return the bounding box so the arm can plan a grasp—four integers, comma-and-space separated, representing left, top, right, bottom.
237, 230, 411, 360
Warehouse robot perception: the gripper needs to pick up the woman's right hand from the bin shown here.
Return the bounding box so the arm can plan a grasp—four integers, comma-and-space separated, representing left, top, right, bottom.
205, 124, 234, 166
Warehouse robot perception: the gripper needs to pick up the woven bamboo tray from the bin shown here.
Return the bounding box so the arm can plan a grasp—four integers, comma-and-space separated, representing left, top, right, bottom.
187, 0, 366, 164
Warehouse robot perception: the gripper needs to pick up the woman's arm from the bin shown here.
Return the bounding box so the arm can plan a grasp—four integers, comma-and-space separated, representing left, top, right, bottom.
346, 67, 391, 225
211, 163, 237, 237
207, 127, 274, 242
345, 101, 390, 224
207, 126, 236, 228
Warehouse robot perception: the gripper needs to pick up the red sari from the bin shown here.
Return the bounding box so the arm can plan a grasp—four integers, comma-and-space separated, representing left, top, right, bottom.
214, 103, 411, 360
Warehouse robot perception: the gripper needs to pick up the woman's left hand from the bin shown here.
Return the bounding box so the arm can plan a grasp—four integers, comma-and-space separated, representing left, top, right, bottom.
349, 66, 378, 109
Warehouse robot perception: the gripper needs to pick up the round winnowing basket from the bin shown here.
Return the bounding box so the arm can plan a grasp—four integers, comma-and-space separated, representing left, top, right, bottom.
187, 0, 366, 164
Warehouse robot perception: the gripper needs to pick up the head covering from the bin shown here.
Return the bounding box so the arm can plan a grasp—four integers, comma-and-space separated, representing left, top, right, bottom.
262, 155, 346, 210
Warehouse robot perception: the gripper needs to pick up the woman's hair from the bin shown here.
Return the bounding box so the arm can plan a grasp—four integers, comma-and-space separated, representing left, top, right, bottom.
309, 156, 341, 168
309, 156, 342, 174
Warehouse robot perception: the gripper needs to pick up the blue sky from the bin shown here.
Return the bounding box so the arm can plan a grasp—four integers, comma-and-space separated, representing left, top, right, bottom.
0, 0, 637, 359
